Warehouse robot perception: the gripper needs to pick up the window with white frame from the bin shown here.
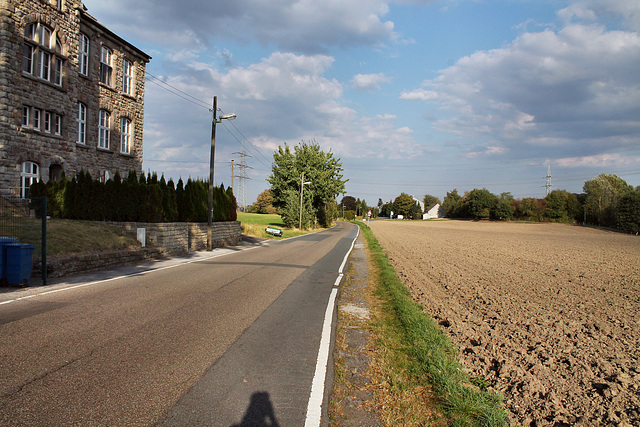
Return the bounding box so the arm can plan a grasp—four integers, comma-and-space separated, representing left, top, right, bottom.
77, 102, 86, 144
98, 110, 110, 149
20, 162, 39, 199
79, 33, 89, 76
23, 23, 64, 86
55, 114, 62, 135
120, 118, 131, 154
22, 106, 30, 128
100, 46, 112, 85
44, 111, 51, 133
33, 109, 41, 130
122, 59, 133, 95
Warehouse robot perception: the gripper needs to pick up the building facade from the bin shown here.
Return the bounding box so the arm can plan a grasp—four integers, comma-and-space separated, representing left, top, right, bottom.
0, 0, 150, 198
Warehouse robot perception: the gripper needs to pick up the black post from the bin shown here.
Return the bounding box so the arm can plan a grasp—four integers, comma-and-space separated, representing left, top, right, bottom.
41, 196, 47, 286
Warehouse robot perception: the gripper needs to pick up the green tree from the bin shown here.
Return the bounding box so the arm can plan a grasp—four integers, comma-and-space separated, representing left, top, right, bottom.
583, 174, 632, 226
617, 189, 640, 233
267, 141, 346, 228
423, 194, 441, 211
442, 189, 463, 218
545, 189, 580, 222
249, 189, 277, 214
340, 196, 356, 212
393, 193, 414, 217
410, 202, 423, 220
466, 188, 497, 220
516, 198, 546, 221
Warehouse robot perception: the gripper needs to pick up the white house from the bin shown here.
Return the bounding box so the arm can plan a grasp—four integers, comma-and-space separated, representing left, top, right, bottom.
423, 203, 445, 219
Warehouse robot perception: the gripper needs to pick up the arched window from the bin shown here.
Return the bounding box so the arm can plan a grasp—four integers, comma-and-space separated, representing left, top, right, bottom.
20, 162, 39, 199
22, 23, 64, 86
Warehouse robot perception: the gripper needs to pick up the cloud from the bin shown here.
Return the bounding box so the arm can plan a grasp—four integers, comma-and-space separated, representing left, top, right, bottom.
558, 0, 640, 31
83, 0, 398, 54
352, 73, 391, 91
404, 22, 640, 161
141, 51, 423, 184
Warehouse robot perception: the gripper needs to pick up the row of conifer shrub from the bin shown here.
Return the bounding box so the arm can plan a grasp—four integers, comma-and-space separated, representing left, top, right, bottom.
29, 170, 237, 223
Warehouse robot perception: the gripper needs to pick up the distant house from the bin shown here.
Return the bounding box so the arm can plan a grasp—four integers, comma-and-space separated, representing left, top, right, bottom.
0, 0, 151, 198
423, 203, 445, 219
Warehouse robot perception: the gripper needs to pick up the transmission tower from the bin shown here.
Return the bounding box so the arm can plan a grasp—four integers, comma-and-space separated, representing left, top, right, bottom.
232, 146, 252, 211
545, 164, 552, 196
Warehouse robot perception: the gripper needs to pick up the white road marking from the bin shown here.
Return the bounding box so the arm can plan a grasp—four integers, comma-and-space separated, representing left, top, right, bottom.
305, 225, 359, 426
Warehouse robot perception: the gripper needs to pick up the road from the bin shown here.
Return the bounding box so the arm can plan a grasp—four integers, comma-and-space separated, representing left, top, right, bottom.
0, 222, 358, 426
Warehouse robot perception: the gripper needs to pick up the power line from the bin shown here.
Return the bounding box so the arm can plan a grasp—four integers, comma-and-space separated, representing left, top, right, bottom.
144, 72, 211, 109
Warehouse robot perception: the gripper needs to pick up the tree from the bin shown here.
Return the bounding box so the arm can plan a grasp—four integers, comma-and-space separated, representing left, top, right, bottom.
617, 189, 640, 233
492, 197, 515, 220
267, 141, 346, 228
442, 189, 463, 218
410, 202, 423, 220
340, 196, 356, 212
516, 198, 545, 221
423, 194, 441, 211
545, 189, 580, 222
249, 189, 276, 214
393, 193, 414, 217
583, 174, 632, 226
466, 188, 497, 220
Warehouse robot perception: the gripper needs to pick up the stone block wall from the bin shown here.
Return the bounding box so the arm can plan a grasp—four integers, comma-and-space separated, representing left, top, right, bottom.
114, 221, 241, 254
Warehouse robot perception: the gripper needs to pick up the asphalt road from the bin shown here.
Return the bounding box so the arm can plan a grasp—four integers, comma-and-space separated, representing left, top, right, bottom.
0, 222, 358, 426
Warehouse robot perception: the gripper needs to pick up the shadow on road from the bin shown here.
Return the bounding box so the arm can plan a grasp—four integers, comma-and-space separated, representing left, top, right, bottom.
232, 392, 280, 427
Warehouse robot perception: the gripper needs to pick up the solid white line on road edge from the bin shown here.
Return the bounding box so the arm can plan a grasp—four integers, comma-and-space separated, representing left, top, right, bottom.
305, 225, 360, 427
0, 246, 260, 307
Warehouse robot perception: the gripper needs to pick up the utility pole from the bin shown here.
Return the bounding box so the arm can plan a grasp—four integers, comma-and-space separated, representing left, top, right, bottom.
207, 96, 217, 251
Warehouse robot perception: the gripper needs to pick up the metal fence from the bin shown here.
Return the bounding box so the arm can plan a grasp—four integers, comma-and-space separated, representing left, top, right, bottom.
0, 196, 46, 285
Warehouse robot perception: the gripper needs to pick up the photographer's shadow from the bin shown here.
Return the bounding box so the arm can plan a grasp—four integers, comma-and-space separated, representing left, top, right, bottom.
232, 392, 279, 427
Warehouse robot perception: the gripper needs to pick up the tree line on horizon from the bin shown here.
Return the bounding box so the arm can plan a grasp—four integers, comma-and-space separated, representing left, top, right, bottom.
29, 170, 237, 223
349, 173, 640, 234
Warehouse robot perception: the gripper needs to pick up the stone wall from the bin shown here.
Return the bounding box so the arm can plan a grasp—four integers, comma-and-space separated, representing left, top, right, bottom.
33, 247, 165, 279
114, 221, 241, 254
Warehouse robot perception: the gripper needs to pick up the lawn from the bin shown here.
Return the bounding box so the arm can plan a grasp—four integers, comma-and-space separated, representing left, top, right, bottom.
236, 212, 312, 239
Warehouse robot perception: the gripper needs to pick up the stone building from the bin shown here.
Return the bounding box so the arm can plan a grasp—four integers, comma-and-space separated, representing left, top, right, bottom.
0, 0, 151, 198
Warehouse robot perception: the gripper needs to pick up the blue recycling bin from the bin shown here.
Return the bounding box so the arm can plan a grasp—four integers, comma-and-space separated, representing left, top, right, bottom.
5, 243, 36, 286
0, 237, 19, 283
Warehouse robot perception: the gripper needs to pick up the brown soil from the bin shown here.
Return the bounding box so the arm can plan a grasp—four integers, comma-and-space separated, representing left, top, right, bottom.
369, 220, 640, 426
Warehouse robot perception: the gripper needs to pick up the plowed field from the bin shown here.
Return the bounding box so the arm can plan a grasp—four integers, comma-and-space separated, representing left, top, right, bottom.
369, 220, 640, 426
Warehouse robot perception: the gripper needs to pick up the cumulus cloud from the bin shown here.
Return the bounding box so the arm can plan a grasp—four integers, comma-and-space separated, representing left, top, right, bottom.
83, 0, 397, 54
558, 0, 640, 31
403, 20, 640, 161
352, 73, 391, 91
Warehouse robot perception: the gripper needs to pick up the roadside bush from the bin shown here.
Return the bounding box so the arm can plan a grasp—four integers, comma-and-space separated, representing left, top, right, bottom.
30, 170, 237, 223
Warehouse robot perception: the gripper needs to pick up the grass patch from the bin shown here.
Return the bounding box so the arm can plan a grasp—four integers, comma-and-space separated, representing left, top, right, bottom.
3, 218, 141, 258
237, 212, 318, 239
357, 221, 509, 426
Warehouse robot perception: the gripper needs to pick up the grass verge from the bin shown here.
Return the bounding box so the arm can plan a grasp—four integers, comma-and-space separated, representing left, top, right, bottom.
358, 221, 509, 426
237, 212, 321, 239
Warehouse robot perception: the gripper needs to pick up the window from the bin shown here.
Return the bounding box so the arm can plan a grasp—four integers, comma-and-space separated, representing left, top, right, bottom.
79, 33, 89, 76
33, 109, 41, 131
38, 51, 51, 80
22, 106, 30, 128
44, 112, 51, 133
22, 44, 34, 73
54, 57, 63, 86
20, 162, 39, 199
77, 102, 86, 144
122, 59, 133, 95
98, 110, 110, 149
120, 118, 131, 154
23, 23, 64, 85
100, 46, 112, 85
54, 115, 62, 135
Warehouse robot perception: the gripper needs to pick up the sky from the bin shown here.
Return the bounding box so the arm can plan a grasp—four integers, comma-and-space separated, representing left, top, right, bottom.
82, 0, 640, 207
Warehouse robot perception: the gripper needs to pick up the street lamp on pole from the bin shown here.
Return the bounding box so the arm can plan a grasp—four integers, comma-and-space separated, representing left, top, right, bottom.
208, 95, 236, 250
299, 172, 311, 230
